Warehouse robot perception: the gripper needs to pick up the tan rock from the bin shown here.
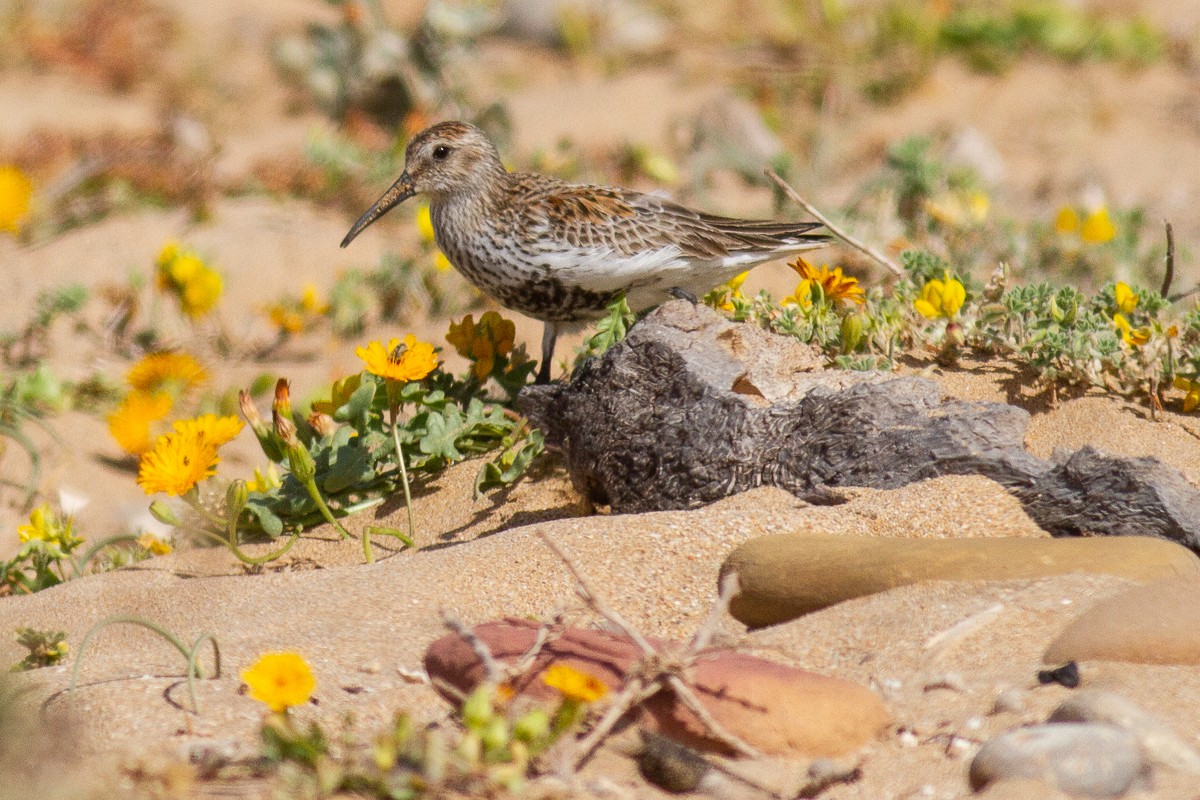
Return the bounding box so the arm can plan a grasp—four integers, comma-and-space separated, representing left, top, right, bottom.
1045, 575, 1200, 665
722, 534, 1200, 628
423, 619, 890, 758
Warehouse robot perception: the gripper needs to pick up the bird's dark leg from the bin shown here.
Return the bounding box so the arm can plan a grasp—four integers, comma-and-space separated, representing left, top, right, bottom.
537, 322, 559, 384
668, 286, 699, 304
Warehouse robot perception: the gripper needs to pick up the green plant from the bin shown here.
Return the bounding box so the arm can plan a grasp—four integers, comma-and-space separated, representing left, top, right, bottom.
11, 628, 68, 671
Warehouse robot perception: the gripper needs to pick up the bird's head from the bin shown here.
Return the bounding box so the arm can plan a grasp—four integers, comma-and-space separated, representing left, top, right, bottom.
340, 121, 506, 248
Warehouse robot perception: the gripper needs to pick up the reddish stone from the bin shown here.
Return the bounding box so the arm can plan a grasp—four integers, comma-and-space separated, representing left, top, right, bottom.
423, 618, 889, 757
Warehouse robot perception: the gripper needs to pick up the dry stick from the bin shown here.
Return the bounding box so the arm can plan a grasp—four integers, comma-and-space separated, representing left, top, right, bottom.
536, 530, 765, 766
765, 168, 904, 278
441, 610, 503, 684
537, 531, 656, 657
506, 621, 554, 679
687, 572, 740, 655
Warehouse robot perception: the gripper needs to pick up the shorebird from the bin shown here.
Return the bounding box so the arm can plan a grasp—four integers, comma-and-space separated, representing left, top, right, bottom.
340, 121, 829, 383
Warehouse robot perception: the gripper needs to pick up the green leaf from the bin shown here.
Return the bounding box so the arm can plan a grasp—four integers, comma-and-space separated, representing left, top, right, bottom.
323, 441, 373, 493
336, 378, 377, 426
419, 406, 466, 463
246, 502, 285, 538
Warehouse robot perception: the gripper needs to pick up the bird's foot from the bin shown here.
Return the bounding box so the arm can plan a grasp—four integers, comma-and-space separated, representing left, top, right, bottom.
668, 287, 700, 305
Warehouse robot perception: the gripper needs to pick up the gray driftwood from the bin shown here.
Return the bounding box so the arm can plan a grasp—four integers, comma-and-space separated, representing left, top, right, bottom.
519, 301, 1200, 552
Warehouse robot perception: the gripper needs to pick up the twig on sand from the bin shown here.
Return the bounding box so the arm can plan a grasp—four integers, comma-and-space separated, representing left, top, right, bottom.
766, 167, 904, 278
442, 610, 503, 683
535, 530, 765, 766
442, 609, 557, 686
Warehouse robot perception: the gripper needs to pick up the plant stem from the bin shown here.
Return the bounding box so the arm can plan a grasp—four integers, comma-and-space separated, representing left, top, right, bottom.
387, 391, 417, 544
73, 533, 144, 577
299, 480, 353, 540
70, 615, 219, 714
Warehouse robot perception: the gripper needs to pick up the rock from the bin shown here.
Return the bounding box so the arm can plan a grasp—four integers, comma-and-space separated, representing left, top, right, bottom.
422, 618, 890, 757
719, 534, 1199, 627
635, 730, 713, 793
1045, 575, 1200, 665
1049, 690, 1200, 774
1015, 447, 1200, 544
520, 301, 1200, 553
969, 724, 1152, 797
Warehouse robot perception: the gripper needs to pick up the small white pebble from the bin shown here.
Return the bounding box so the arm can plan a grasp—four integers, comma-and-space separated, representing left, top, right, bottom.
920, 783, 936, 797
965, 716, 984, 731
899, 729, 919, 747
1061, 598, 1073, 605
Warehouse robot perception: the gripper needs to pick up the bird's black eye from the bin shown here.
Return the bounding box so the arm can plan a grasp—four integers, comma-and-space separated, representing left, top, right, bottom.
432, 145, 451, 161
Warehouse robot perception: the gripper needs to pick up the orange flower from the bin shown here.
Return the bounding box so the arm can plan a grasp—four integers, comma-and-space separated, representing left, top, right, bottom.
788, 260, 865, 305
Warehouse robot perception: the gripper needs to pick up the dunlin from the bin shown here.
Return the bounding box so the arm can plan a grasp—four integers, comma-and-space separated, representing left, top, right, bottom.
341, 121, 828, 382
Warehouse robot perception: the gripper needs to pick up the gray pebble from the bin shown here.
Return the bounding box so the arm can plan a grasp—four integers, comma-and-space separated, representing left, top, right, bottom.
1050, 690, 1200, 775
969, 723, 1152, 797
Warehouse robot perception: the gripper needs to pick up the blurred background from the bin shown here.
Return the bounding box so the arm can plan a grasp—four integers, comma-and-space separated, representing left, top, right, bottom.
2, 0, 1200, 550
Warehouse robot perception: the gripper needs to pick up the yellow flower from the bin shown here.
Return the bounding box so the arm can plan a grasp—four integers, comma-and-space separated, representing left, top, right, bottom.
1054, 206, 1080, 235
247, 463, 283, 493
107, 391, 174, 455
265, 285, 327, 335
1174, 377, 1200, 412
268, 305, 304, 335
788, 259, 865, 305
356, 334, 438, 382
137, 532, 173, 555
925, 190, 989, 228
172, 414, 244, 447
19, 505, 57, 543
446, 312, 516, 379
1113, 313, 1151, 346
415, 205, 436, 242
299, 284, 328, 315
0, 165, 33, 234
242, 652, 316, 713
1080, 206, 1116, 244
781, 279, 815, 309
434, 250, 453, 272
1113, 282, 1138, 315
127, 352, 209, 395
311, 374, 362, 416
713, 271, 749, 311
542, 663, 609, 703
17, 504, 81, 557
167, 253, 205, 287
180, 266, 223, 318
446, 316, 476, 358
915, 272, 966, 320
137, 429, 221, 496
156, 240, 181, 270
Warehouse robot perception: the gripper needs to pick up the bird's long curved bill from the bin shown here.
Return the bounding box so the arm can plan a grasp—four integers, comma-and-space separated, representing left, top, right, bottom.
340, 172, 416, 248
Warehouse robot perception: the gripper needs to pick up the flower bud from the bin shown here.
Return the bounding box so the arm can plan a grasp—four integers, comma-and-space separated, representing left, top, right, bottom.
226, 479, 249, 523
286, 440, 317, 485
273, 378, 293, 421
242, 389, 285, 462
307, 411, 338, 438
840, 313, 865, 353
274, 410, 299, 446
149, 500, 181, 527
